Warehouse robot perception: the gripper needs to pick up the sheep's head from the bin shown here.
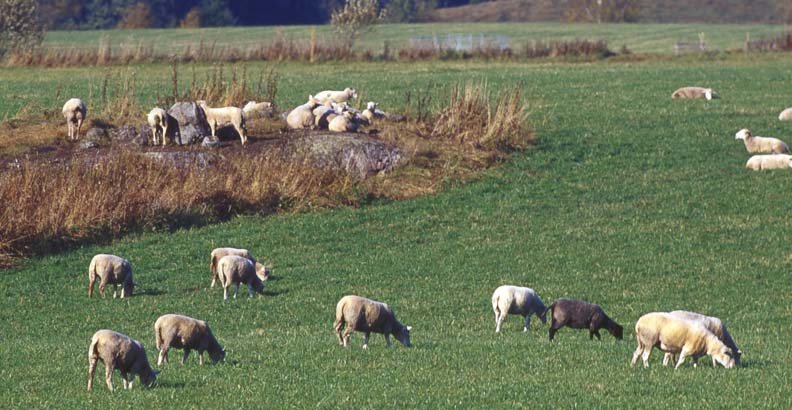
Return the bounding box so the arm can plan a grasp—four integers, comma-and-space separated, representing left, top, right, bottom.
346, 88, 358, 100
712, 346, 736, 369
705, 89, 718, 100
209, 347, 226, 364
536, 307, 547, 324
394, 325, 412, 347
140, 369, 159, 388
611, 322, 624, 340
123, 279, 135, 298
366, 101, 377, 111
255, 262, 271, 282
735, 129, 751, 140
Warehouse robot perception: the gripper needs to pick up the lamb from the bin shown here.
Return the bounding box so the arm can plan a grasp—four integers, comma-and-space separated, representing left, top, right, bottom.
631, 312, 735, 369
154, 314, 225, 366
87, 329, 158, 391
242, 101, 274, 119
62, 98, 87, 140
779, 107, 792, 121
328, 111, 358, 133
735, 129, 789, 154
88, 254, 134, 299
147, 107, 170, 146
216, 255, 265, 300
315, 87, 358, 104
663, 310, 741, 366
491, 285, 547, 333
547, 298, 623, 341
334, 295, 412, 349
745, 154, 792, 171
671, 86, 716, 100
287, 95, 320, 129
361, 101, 384, 123
197, 100, 248, 145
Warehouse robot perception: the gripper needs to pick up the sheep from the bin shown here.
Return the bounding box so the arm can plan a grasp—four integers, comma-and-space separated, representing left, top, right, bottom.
196, 100, 248, 145
361, 101, 384, 123
287, 95, 320, 130
88, 254, 134, 299
630, 312, 735, 369
154, 314, 225, 366
210, 247, 254, 287
334, 295, 412, 349
87, 329, 158, 391
328, 111, 358, 133
62, 98, 87, 140
779, 107, 792, 121
663, 310, 741, 366
147, 107, 170, 146
745, 154, 792, 171
242, 101, 274, 119
671, 86, 716, 100
216, 255, 265, 300
315, 87, 358, 104
313, 101, 338, 129
547, 298, 623, 341
735, 128, 789, 154
491, 285, 547, 333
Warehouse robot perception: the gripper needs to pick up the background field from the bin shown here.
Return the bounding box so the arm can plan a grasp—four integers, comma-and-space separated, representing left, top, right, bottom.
3, 25, 792, 408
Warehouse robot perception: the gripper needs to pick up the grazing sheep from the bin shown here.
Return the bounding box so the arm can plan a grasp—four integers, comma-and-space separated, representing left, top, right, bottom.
334, 295, 411, 349
745, 154, 792, 171
328, 111, 358, 133
491, 285, 547, 333
735, 129, 789, 154
88, 254, 134, 299
287, 95, 320, 129
216, 255, 265, 300
242, 101, 274, 119
779, 107, 792, 121
197, 100, 248, 145
147, 107, 170, 146
87, 329, 158, 391
154, 314, 225, 366
631, 312, 735, 369
210, 247, 255, 288
547, 298, 623, 341
671, 86, 716, 100
315, 87, 358, 104
663, 310, 741, 366
62, 98, 87, 140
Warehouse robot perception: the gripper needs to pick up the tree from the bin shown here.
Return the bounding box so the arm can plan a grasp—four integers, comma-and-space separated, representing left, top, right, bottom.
777, 0, 792, 24
386, 0, 437, 22
564, 0, 642, 23
0, 0, 45, 57
199, 0, 237, 27
180, 7, 202, 28
117, 2, 154, 28
331, 0, 387, 49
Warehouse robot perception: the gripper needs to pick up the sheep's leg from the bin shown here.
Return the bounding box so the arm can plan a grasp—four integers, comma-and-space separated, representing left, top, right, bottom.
158, 344, 170, 365
67, 121, 72, 140
112, 284, 118, 299
126, 373, 134, 389
523, 315, 531, 332
248, 284, 255, 298
384, 334, 393, 348
590, 330, 601, 340
198, 351, 204, 366
99, 277, 108, 298
711, 356, 717, 368
342, 327, 354, 348
630, 346, 643, 367
88, 277, 96, 298
182, 349, 190, 365
223, 286, 229, 300
549, 327, 558, 341
76, 119, 83, 140
162, 124, 168, 146
662, 353, 674, 366
641, 349, 651, 368
211, 272, 218, 288
121, 373, 129, 390
87, 357, 97, 391
675, 350, 689, 369
495, 312, 503, 333
334, 321, 345, 346
234, 283, 240, 299
104, 363, 115, 391
361, 332, 370, 350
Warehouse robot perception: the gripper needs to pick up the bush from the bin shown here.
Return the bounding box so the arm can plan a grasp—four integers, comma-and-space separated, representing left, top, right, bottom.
330, 0, 386, 50
0, 0, 45, 58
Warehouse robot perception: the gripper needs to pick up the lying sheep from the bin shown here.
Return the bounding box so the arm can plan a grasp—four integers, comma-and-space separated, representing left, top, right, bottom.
197, 100, 248, 145
663, 310, 741, 366
328, 111, 358, 133
88, 254, 134, 299
88, 329, 158, 391
154, 314, 225, 366
287, 95, 320, 129
779, 107, 792, 121
334, 295, 411, 349
147, 107, 170, 146
62, 98, 87, 140
313, 101, 338, 129
242, 100, 274, 119
315, 87, 358, 104
631, 312, 735, 369
745, 154, 792, 171
671, 86, 716, 100
735, 128, 789, 154
361, 101, 385, 123
216, 255, 265, 300
547, 298, 623, 341
491, 285, 547, 333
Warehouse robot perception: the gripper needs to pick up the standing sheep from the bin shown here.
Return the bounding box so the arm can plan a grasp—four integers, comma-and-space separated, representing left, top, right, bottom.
745, 154, 792, 171
88, 254, 134, 299
62, 98, 87, 140
147, 107, 170, 146
631, 312, 735, 369
547, 298, 623, 341
216, 255, 265, 300
287, 95, 320, 130
334, 295, 412, 349
154, 314, 225, 366
491, 285, 547, 333
87, 329, 158, 391
663, 310, 741, 366
735, 129, 789, 154
315, 87, 358, 104
671, 87, 716, 100
197, 100, 248, 145
210, 247, 254, 287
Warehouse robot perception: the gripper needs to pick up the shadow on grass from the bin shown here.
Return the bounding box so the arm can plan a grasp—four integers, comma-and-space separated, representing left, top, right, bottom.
137, 287, 166, 297
154, 381, 187, 389
263, 289, 288, 297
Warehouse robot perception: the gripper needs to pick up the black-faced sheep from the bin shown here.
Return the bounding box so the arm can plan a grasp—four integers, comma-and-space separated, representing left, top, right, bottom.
491, 285, 547, 333
547, 298, 623, 341
154, 314, 225, 366
334, 295, 411, 349
88, 329, 158, 391
88, 254, 134, 299
62, 98, 87, 140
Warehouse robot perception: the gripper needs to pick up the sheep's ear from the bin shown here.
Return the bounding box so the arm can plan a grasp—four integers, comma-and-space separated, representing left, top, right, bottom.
406, 326, 412, 331
737, 349, 742, 354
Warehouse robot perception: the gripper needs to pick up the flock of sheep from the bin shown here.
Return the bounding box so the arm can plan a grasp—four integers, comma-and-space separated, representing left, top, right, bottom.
62, 87, 386, 146
671, 86, 792, 170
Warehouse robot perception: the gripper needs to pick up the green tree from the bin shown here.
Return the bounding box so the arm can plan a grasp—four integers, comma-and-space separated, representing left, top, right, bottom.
199, 0, 237, 27
386, 0, 437, 22
331, 0, 387, 49
0, 0, 45, 57
117, 2, 154, 28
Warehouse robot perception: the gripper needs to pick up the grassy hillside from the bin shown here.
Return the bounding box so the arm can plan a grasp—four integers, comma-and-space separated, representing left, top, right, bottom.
2, 56, 792, 407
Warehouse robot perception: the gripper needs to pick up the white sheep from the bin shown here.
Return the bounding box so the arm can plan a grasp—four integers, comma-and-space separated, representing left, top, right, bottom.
779, 108, 792, 121
491, 285, 547, 333
197, 100, 248, 145
361, 101, 384, 123
242, 101, 274, 119
735, 129, 789, 154
671, 87, 716, 100
216, 255, 265, 300
287, 95, 320, 130
631, 312, 735, 369
154, 314, 225, 366
328, 111, 358, 133
88, 329, 158, 391
147, 107, 170, 146
663, 310, 741, 366
62, 98, 87, 140
210, 247, 254, 287
334, 295, 412, 349
315, 87, 358, 104
745, 154, 792, 171
88, 254, 134, 299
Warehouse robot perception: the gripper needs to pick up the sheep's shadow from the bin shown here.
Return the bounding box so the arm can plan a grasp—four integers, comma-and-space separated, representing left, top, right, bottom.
137, 287, 166, 297
154, 381, 187, 389
736, 359, 769, 369
263, 289, 288, 297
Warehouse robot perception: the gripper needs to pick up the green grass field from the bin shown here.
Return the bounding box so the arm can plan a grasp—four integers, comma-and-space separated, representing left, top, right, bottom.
3, 25, 792, 408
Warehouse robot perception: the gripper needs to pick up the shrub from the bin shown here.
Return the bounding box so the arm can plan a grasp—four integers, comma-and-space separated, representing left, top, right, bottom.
0, 0, 45, 59
330, 0, 387, 50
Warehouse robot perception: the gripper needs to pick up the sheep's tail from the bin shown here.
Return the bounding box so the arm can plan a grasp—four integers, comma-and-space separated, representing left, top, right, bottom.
88, 334, 100, 360
154, 322, 163, 350
545, 301, 556, 319
491, 293, 500, 315
210, 254, 218, 277
88, 258, 97, 298
333, 299, 346, 332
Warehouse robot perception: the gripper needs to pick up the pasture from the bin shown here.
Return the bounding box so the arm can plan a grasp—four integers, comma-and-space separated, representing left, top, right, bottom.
2, 27, 792, 408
